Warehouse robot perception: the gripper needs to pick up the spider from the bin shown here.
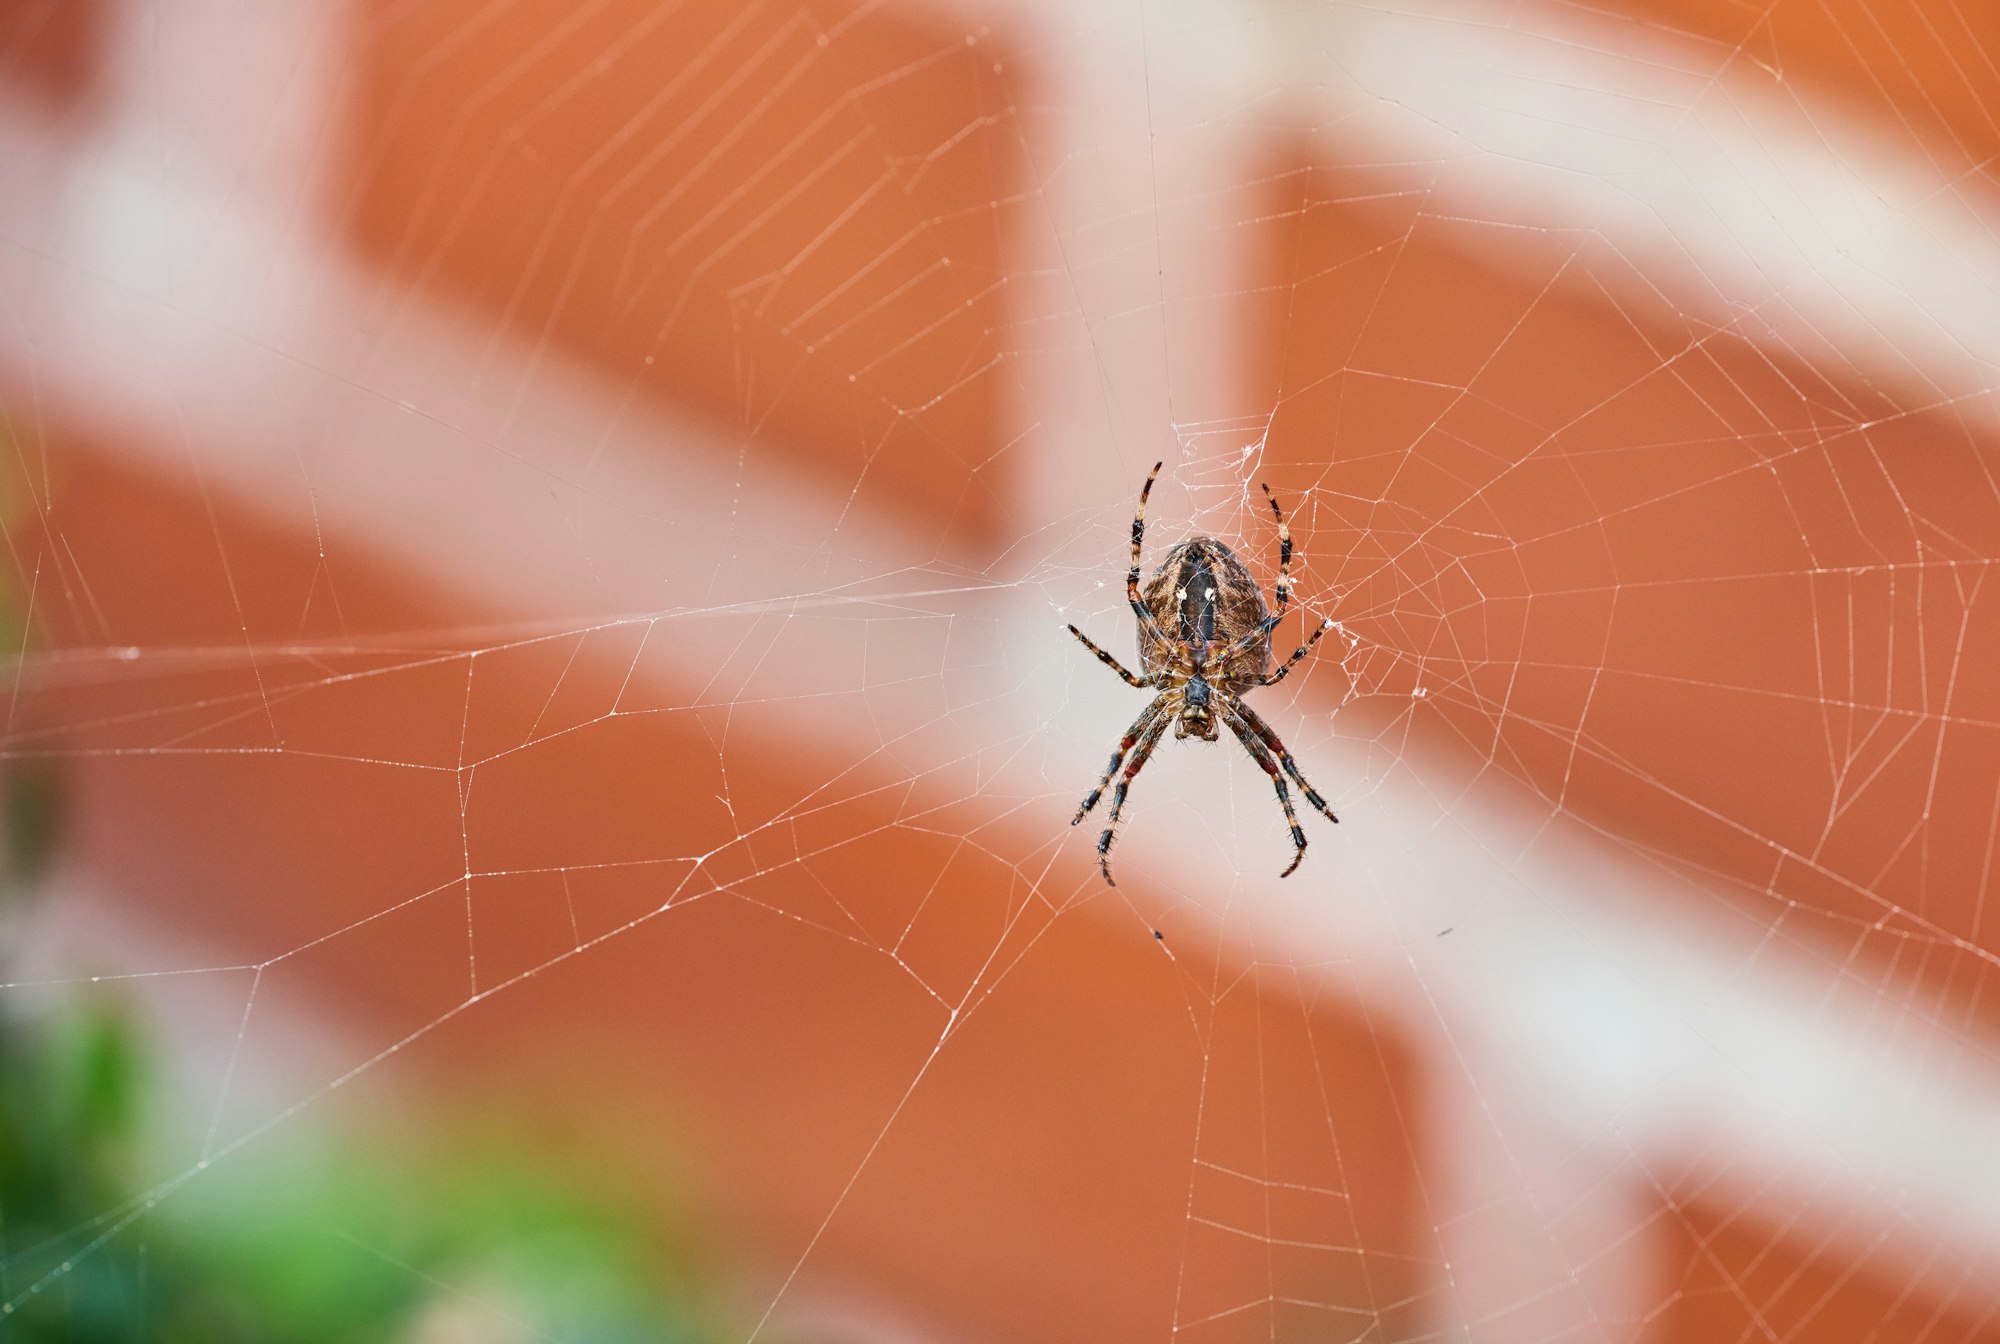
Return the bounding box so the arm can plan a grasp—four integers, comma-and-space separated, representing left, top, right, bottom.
1067, 461, 1338, 886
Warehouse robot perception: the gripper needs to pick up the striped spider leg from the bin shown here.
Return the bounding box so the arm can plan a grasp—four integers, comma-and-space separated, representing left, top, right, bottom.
1227, 694, 1339, 830
1082, 703, 1174, 887
1219, 701, 1310, 877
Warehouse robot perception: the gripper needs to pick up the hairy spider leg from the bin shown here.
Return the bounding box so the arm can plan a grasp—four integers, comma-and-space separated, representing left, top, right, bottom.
1095, 711, 1173, 886
1065, 623, 1151, 688
1261, 616, 1336, 687
1127, 460, 1173, 648
1221, 705, 1308, 877
1227, 696, 1339, 825
1072, 698, 1171, 824
1261, 482, 1292, 618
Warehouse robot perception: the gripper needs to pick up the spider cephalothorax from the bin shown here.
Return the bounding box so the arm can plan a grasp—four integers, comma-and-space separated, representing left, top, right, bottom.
1067, 461, 1338, 886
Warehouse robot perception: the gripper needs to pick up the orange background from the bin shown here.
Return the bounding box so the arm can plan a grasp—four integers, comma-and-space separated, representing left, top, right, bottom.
5, 0, 1999, 1339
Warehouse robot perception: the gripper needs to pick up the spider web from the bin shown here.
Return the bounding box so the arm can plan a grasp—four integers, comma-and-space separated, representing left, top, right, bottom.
2, 0, 1999, 1339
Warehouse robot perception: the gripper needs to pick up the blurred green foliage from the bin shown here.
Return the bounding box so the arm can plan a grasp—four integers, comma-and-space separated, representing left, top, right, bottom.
0, 985, 738, 1342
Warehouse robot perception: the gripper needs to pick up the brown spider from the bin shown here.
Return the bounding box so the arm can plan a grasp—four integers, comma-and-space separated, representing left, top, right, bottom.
1067, 461, 1338, 886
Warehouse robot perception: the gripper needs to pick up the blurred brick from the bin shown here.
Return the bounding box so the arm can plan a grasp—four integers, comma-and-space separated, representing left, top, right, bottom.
1651, 1194, 2000, 1344
345, 0, 1022, 552
0, 0, 101, 116
1249, 139, 2000, 1027
1603, 0, 2000, 191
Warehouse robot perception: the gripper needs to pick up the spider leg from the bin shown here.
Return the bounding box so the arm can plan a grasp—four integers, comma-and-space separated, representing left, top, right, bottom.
1126, 461, 1173, 649
1225, 696, 1339, 826
1073, 697, 1171, 825
1260, 616, 1336, 687
1260, 482, 1292, 619
1220, 704, 1308, 877
1065, 623, 1150, 688
1093, 711, 1173, 887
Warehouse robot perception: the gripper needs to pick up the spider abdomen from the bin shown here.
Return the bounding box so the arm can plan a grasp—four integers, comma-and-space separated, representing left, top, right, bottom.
1137, 538, 1272, 691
